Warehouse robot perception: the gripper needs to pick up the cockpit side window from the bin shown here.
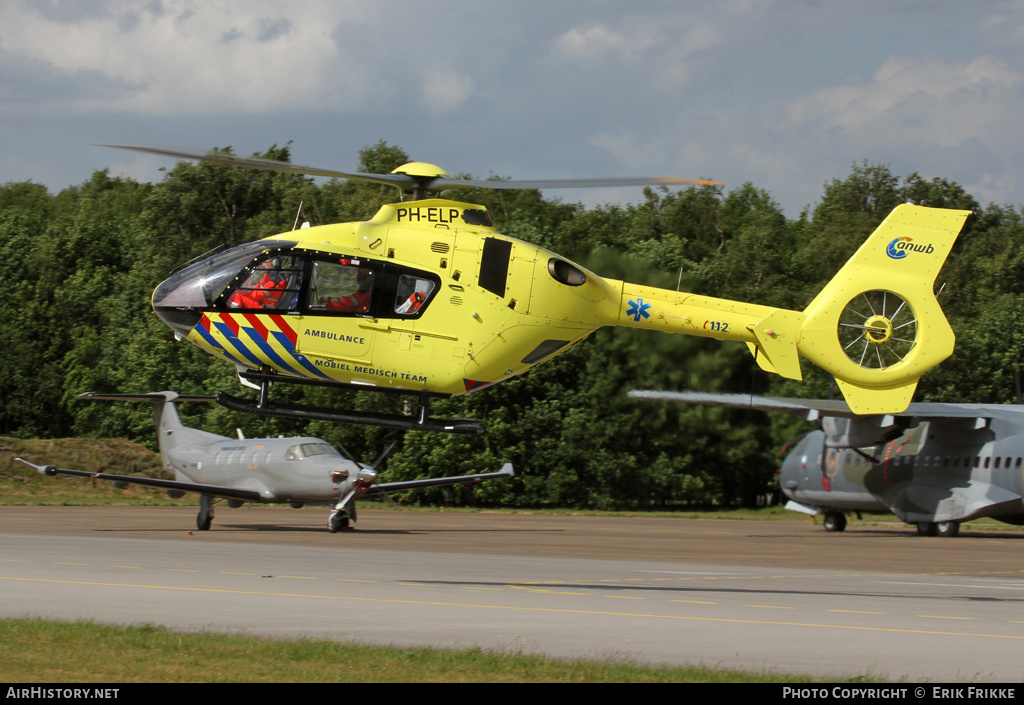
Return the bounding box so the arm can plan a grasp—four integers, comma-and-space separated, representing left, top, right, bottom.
394, 275, 436, 315
306, 261, 375, 314
225, 254, 304, 311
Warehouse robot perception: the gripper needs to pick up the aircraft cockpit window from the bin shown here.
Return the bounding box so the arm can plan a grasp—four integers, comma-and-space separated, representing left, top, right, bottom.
285, 443, 339, 460
301, 443, 338, 457
395, 275, 436, 315
307, 261, 374, 314
226, 255, 304, 311
154, 240, 284, 309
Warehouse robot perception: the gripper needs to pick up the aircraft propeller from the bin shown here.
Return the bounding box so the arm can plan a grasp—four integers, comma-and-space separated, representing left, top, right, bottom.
331, 439, 402, 525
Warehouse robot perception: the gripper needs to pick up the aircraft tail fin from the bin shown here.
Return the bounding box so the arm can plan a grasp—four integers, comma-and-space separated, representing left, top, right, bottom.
791, 204, 970, 414
77, 392, 222, 465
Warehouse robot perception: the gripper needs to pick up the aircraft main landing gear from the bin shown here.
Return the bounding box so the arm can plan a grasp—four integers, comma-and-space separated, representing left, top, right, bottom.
917, 520, 954, 536
916, 521, 959, 537
916, 522, 936, 536
937, 521, 960, 537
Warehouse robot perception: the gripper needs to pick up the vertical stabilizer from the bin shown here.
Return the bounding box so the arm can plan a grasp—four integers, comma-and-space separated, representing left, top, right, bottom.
795, 205, 970, 413
76, 391, 226, 471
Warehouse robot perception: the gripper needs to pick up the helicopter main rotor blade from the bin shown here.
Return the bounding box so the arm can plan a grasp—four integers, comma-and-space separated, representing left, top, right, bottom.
98, 144, 418, 189
429, 175, 724, 190
98, 144, 723, 193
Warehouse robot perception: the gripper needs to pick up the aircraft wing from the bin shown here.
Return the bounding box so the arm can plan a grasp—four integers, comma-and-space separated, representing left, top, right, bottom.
366, 463, 515, 495
15, 458, 263, 503
78, 392, 216, 403
629, 390, 1024, 423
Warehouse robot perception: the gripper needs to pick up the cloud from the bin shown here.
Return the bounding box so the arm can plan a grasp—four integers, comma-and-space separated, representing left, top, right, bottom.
419, 69, 474, 116
0, 0, 374, 116
796, 55, 1022, 135
775, 52, 1024, 204
556, 24, 634, 58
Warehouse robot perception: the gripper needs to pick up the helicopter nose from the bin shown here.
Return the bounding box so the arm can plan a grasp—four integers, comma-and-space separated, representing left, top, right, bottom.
153, 306, 202, 339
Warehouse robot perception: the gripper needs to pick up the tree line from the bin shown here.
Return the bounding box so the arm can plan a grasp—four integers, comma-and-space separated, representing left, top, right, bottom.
2, 141, 1021, 509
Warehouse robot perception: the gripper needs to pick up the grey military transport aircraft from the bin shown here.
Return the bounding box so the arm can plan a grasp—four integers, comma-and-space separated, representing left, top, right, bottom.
16, 391, 513, 533
630, 390, 1024, 537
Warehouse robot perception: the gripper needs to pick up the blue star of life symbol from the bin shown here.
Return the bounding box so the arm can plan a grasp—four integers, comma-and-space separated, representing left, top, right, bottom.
626, 298, 651, 322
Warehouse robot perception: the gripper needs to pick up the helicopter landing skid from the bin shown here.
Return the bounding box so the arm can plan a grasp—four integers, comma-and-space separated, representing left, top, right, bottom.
216, 392, 485, 435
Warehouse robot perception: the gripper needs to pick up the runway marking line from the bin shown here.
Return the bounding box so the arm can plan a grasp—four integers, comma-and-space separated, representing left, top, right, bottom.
4, 575, 1024, 642
671, 600, 716, 605
828, 610, 881, 615
508, 586, 587, 595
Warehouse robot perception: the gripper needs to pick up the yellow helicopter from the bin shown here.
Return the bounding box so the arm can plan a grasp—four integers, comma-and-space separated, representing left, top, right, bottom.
108, 145, 971, 432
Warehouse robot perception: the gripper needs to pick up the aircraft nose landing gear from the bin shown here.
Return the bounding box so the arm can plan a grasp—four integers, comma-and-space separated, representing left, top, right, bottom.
197, 495, 215, 531
328, 511, 349, 533
822, 512, 847, 532
328, 503, 355, 533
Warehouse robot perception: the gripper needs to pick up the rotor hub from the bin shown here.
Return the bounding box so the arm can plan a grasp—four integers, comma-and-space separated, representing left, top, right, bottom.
864, 315, 893, 345
838, 290, 918, 371
391, 162, 449, 179
390, 162, 451, 200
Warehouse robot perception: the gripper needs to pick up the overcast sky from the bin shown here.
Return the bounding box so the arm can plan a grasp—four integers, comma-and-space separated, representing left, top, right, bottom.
3, 0, 1023, 218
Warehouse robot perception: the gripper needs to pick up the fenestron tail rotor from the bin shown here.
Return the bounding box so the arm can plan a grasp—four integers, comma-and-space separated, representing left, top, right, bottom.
838, 290, 918, 370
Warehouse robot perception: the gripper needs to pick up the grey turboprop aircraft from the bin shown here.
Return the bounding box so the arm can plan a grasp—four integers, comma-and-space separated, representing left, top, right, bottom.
16, 391, 513, 533
630, 390, 1024, 537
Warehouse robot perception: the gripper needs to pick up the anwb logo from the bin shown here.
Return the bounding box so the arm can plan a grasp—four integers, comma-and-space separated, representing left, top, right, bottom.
886, 237, 934, 260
